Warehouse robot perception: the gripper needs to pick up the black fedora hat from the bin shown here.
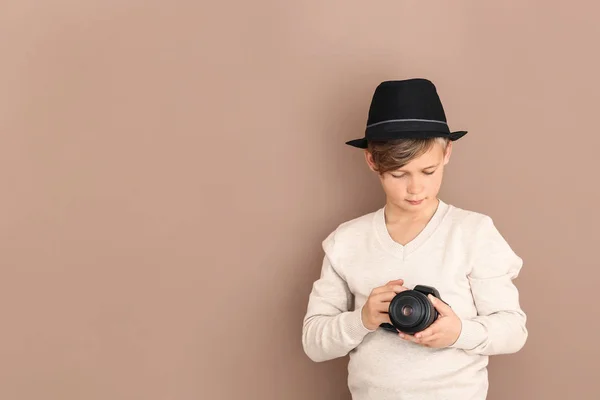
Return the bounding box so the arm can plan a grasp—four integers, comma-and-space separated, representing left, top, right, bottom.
346, 78, 467, 148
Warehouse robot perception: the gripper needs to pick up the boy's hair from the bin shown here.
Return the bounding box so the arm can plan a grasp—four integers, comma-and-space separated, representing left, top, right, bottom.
367, 137, 449, 175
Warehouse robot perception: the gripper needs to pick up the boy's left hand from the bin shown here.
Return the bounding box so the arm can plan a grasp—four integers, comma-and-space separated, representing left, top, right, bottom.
398, 294, 462, 348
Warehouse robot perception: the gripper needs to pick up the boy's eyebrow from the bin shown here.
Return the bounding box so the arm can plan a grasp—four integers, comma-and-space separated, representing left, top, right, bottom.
422, 163, 440, 169
396, 163, 440, 172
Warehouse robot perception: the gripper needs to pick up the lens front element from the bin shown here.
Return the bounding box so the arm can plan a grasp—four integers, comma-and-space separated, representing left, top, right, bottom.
389, 289, 436, 334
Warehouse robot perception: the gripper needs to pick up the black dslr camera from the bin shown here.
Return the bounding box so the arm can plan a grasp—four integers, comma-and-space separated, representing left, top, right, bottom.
380, 285, 447, 334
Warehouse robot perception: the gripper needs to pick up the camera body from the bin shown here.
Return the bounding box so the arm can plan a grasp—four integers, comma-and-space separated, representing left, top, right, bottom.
380, 285, 446, 334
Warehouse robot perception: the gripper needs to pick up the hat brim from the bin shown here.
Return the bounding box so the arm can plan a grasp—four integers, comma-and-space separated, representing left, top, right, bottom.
345, 130, 468, 149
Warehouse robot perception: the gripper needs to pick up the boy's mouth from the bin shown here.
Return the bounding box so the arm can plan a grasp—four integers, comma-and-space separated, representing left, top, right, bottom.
406, 199, 424, 205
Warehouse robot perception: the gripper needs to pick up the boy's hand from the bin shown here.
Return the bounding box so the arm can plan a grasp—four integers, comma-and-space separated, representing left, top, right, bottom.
397, 294, 462, 348
361, 279, 408, 331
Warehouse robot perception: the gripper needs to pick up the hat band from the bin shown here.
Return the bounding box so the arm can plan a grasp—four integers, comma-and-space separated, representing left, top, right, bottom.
365, 119, 451, 139
366, 118, 448, 129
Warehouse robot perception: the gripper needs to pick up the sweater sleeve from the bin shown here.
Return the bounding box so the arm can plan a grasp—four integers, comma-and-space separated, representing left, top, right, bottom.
302, 231, 374, 362
450, 215, 528, 355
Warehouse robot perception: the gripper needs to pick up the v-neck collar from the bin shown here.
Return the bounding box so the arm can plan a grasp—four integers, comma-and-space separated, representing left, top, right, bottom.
373, 198, 450, 259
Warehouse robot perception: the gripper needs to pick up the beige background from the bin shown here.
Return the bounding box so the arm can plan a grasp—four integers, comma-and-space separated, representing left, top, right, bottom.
1, 1, 599, 399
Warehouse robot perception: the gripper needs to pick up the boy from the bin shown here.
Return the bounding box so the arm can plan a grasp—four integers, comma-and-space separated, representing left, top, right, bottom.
302, 79, 527, 399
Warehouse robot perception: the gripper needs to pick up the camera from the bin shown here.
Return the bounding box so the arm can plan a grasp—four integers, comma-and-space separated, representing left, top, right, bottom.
380, 285, 447, 334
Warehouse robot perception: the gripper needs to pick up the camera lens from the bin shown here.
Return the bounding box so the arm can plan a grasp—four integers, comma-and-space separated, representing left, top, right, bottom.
388, 290, 437, 334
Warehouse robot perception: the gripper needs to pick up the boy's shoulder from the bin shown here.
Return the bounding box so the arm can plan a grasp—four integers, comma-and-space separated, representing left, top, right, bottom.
332, 208, 379, 236
445, 202, 516, 253
322, 208, 380, 250
338, 209, 378, 230
444, 203, 507, 246
446, 202, 493, 228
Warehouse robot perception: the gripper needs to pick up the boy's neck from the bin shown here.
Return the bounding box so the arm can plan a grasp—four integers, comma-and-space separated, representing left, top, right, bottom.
384, 198, 440, 225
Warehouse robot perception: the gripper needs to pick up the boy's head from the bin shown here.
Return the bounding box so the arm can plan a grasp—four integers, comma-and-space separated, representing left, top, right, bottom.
364, 137, 452, 213
344, 78, 466, 212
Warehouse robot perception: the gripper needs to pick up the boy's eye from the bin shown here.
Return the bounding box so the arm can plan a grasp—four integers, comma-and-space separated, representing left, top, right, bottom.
391, 174, 405, 179
424, 170, 436, 175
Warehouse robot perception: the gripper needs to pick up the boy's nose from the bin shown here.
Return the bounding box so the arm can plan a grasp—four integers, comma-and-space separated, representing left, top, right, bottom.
407, 179, 424, 195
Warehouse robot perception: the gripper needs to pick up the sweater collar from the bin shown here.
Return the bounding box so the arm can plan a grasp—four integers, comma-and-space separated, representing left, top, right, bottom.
373, 198, 450, 259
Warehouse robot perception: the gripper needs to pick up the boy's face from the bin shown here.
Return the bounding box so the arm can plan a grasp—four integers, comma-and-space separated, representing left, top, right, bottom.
365, 141, 452, 214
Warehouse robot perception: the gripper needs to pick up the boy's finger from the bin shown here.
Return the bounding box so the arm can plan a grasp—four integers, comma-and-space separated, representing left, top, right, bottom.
374, 291, 398, 303
415, 321, 442, 338
376, 301, 392, 312
372, 280, 405, 295
386, 279, 404, 286
397, 332, 418, 343
391, 285, 407, 293
374, 286, 406, 298
428, 294, 453, 316
415, 326, 437, 340
418, 333, 441, 344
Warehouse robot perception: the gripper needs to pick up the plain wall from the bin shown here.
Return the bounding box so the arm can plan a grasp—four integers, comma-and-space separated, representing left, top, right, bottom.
1, 1, 599, 399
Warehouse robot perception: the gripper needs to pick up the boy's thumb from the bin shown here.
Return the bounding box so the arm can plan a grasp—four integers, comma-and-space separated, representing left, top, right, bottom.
428, 294, 450, 316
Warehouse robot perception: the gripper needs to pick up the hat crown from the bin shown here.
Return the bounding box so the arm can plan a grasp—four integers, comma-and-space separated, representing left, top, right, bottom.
367, 79, 447, 126
344, 78, 467, 148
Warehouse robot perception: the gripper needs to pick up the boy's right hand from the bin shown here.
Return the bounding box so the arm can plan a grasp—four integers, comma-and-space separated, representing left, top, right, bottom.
361, 279, 408, 331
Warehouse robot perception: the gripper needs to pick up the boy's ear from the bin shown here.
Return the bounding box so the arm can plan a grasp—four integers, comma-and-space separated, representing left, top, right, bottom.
443, 141, 453, 165
364, 150, 378, 172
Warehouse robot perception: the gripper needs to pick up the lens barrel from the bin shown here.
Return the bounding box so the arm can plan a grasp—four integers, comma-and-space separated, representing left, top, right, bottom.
388, 289, 437, 334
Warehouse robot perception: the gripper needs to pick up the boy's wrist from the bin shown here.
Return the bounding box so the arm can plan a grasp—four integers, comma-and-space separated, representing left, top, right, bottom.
358, 305, 376, 332
360, 305, 378, 331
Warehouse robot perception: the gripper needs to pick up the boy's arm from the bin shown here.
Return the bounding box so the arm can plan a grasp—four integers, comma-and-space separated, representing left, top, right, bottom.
302, 232, 373, 362
450, 216, 528, 356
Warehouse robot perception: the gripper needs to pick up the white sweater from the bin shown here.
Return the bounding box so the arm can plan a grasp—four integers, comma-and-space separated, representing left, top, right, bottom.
302, 199, 527, 400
